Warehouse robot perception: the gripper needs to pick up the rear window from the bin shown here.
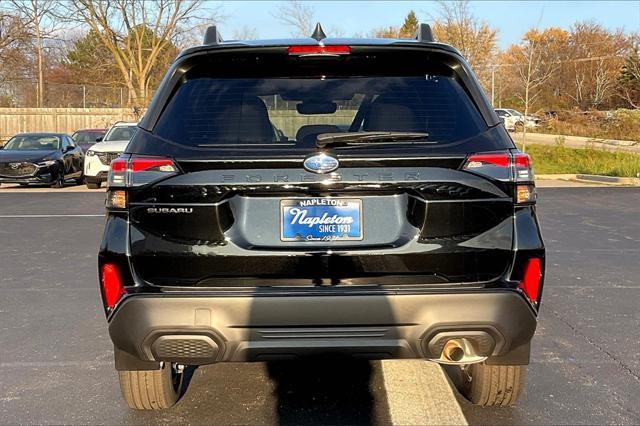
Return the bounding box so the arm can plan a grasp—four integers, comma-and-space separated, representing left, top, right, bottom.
105, 126, 137, 142
72, 131, 104, 143
154, 75, 486, 151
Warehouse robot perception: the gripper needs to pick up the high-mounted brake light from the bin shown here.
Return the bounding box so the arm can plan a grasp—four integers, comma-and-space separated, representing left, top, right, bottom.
288, 45, 351, 55
101, 263, 125, 309
107, 155, 179, 188
518, 258, 542, 304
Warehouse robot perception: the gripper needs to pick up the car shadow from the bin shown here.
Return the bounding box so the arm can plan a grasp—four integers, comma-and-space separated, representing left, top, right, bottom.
266, 356, 387, 425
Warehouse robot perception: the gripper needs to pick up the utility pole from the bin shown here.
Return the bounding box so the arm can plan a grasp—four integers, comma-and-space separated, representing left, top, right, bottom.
491, 65, 496, 106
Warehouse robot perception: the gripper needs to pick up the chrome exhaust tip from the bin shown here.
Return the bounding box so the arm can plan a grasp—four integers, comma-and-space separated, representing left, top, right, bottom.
432, 338, 487, 365
442, 339, 465, 362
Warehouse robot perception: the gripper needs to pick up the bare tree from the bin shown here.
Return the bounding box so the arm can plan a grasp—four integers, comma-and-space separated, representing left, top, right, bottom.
233, 26, 258, 40
275, 0, 314, 37
505, 28, 562, 149
8, 0, 59, 107
0, 11, 27, 53
431, 1, 498, 87
64, 0, 220, 108
566, 22, 629, 109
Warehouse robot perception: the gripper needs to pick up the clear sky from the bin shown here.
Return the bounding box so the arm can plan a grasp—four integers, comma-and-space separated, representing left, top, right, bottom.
217, 1, 640, 48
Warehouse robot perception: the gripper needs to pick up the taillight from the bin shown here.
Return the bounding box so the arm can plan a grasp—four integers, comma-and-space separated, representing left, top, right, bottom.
107, 155, 179, 188
518, 258, 542, 304
288, 45, 351, 55
101, 263, 125, 309
462, 152, 512, 181
462, 151, 536, 203
513, 152, 533, 182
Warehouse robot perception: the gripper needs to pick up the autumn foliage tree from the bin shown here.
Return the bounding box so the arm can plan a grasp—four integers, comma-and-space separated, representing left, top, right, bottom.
618, 36, 640, 108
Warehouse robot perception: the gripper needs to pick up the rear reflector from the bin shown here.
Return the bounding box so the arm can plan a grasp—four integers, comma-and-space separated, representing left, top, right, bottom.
288, 45, 351, 55
101, 263, 125, 309
518, 258, 542, 304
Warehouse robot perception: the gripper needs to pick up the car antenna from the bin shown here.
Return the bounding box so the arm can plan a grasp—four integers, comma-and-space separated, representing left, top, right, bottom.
310, 23, 327, 42
415, 23, 434, 43
203, 25, 223, 45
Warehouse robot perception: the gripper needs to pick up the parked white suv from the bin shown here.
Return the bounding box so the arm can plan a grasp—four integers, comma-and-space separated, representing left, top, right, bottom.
495, 109, 539, 131
84, 122, 137, 189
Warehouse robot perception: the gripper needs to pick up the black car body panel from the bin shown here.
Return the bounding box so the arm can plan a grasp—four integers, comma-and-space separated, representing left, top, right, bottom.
0, 133, 84, 185
98, 33, 545, 372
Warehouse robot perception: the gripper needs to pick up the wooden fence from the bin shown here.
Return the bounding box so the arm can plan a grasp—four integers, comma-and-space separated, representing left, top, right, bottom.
0, 108, 139, 142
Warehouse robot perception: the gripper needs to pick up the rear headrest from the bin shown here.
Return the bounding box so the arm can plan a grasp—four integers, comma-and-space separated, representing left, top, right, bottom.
213, 96, 274, 143
363, 96, 425, 132
295, 124, 341, 147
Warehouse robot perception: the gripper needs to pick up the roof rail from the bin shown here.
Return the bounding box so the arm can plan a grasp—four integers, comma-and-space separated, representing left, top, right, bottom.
415, 23, 434, 43
203, 25, 223, 45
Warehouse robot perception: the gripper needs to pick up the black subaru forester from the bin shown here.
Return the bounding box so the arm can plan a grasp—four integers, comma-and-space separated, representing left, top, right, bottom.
98, 24, 545, 410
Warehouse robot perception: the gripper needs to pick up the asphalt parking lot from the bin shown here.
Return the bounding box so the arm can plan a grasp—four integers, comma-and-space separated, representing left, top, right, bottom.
1, 187, 639, 424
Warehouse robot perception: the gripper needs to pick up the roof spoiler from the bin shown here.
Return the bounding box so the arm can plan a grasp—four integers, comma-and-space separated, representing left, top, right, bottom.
204, 25, 223, 45
415, 23, 434, 43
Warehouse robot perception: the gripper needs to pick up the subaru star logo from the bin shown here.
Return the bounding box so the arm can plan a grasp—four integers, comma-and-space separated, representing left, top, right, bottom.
303, 153, 339, 174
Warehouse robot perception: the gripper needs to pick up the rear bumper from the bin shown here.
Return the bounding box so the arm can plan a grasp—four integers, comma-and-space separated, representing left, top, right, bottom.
85, 172, 108, 184
108, 290, 537, 369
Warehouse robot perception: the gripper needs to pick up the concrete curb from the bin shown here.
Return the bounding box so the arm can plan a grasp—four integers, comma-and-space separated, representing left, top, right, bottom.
536, 174, 640, 186
381, 360, 467, 425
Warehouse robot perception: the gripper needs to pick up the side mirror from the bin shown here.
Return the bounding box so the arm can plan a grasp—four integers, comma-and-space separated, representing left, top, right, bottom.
96, 136, 103, 142
64, 145, 74, 153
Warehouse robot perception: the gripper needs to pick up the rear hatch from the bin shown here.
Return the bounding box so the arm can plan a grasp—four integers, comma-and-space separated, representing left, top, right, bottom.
119, 44, 521, 288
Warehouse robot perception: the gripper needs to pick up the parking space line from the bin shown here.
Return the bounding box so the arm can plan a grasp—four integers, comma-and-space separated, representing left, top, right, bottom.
0, 360, 112, 368
381, 360, 467, 425
0, 214, 103, 218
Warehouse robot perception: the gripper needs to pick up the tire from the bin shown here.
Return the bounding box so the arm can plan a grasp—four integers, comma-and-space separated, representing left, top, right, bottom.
51, 171, 65, 188
86, 181, 101, 189
75, 174, 84, 185
460, 364, 526, 407
514, 122, 524, 132
118, 363, 183, 410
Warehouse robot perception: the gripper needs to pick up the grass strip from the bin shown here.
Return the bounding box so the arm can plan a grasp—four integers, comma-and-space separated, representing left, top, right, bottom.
521, 142, 640, 177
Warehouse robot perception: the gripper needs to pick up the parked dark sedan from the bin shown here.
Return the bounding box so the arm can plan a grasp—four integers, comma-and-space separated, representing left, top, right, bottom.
0, 133, 84, 188
72, 128, 107, 152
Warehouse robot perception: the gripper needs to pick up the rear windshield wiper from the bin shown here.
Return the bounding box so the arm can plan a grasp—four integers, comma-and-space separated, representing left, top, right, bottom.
316, 131, 431, 148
